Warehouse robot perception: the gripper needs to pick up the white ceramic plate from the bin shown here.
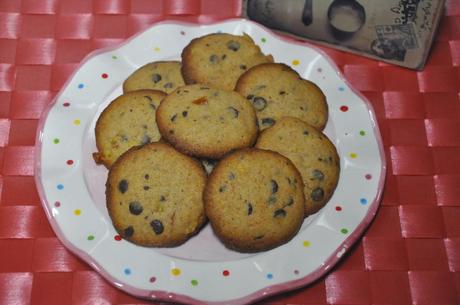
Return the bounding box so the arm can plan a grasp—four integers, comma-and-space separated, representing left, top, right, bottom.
35, 19, 386, 305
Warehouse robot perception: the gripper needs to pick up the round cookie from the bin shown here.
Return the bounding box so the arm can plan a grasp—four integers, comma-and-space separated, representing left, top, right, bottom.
106, 142, 207, 247
204, 149, 305, 252
156, 84, 258, 159
94, 90, 166, 168
235, 63, 328, 131
181, 33, 273, 91
255, 117, 340, 216
123, 61, 185, 94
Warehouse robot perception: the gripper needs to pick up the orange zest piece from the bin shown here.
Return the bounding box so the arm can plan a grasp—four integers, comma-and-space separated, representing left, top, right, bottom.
192, 96, 208, 105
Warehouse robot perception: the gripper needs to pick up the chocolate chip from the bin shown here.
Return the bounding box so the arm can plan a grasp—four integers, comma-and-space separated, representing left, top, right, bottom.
118, 180, 128, 194
252, 97, 267, 111
144, 174, 149, 180
129, 201, 143, 215
268, 195, 277, 205
246, 94, 254, 100
164, 82, 173, 89
123, 226, 134, 237
121, 135, 128, 142
239, 64, 247, 70
303, 130, 309, 135
270, 180, 279, 193
171, 114, 177, 122
150, 220, 164, 235
182, 111, 188, 117
274, 209, 287, 218
228, 172, 236, 180
144, 95, 153, 102
159, 195, 166, 202
143, 186, 150, 190
312, 169, 324, 181
228, 107, 239, 118
247, 203, 253, 215
149, 103, 156, 110
209, 54, 219, 64
141, 134, 151, 145
152, 74, 162, 83
221, 54, 227, 60
254, 235, 265, 240
262, 118, 276, 127
169, 129, 174, 134
227, 40, 240, 51
311, 188, 324, 201
279, 91, 286, 95
219, 185, 227, 192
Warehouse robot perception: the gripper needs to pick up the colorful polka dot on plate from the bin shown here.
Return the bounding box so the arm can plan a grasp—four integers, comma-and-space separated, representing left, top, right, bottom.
171, 268, 181, 276
340, 105, 349, 112
222, 270, 230, 277
124, 268, 131, 275
365, 174, 372, 180
303, 240, 311, 247
360, 198, 368, 205
87, 235, 94, 241
101, 73, 108, 79
335, 205, 342, 211
338, 86, 345, 91
78, 83, 84, 89
54, 201, 61, 207
360, 130, 366, 136
63, 102, 70, 107
292, 59, 300, 66
53, 138, 60, 144
261, 37, 267, 43
341, 228, 349, 234
114, 235, 122, 241
74, 209, 81, 215
66, 160, 74, 165
191, 279, 199, 286
149, 276, 156, 283
350, 153, 358, 159
57, 184, 64, 190
73, 119, 80, 126
266, 273, 273, 280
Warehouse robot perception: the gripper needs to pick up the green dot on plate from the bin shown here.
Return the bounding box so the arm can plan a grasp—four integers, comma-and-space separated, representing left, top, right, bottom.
191, 279, 198, 286
341, 228, 349, 234
53, 138, 60, 144
87, 235, 94, 241
360, 130, 366, 136
112, 55, 118, 59
261, 37, 267, 43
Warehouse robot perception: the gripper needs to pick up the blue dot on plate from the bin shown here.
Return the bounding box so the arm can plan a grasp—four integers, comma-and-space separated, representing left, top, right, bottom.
267, 273, 273, 280
338, 86, 345, 92
78, 83, 84, 89
360, 198, 368, 205
57, 184, 64, 190
124, 268, 131, 275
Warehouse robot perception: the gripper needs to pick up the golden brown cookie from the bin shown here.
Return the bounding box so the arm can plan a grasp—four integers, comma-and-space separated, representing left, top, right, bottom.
94, 90, 166, 168
235, 63, 328, 130
106, 142, 207, 247
181, 33, 273, 90
156, 84, 258, 159
204, 148, 305, 252
256, 117, 340, 216
123, 61, 185, 94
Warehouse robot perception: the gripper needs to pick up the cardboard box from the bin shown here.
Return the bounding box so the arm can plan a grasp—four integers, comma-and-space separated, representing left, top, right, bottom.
242, 0, 446, 70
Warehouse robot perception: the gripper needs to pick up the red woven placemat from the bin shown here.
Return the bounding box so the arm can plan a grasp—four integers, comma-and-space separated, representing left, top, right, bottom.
0, 0, 459, 304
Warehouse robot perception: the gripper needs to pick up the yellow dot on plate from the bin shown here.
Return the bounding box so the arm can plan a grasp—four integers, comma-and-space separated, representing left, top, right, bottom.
292, 59, 300, 66
74, 209, 81, 216
154, 47, 160, 52
350, 153, 358, 159
73, 119, 80, 125
303, 240, 311, 247
171, 268, 181, 276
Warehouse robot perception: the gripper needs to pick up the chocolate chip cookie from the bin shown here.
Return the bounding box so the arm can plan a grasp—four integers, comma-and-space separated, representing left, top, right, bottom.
106, 142, 207, 247
256, 117, 340, 216
123, 61, 185, 94
204, 148, 305, 252
94, 90, 166, 168
156, 84, 258, 159
235, 63, 328, 130
181, 33, 273, 90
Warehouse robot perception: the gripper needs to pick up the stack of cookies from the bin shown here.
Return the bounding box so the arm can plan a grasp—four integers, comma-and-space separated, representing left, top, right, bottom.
94, 33, 340, 253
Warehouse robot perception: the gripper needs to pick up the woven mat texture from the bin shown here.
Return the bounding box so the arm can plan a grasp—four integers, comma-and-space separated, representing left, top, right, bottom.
0, 0, 460, 304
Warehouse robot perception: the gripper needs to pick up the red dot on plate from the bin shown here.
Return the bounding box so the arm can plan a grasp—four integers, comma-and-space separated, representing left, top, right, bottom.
365, 174, 372, 180
101, 73, 108, 79
222, 270, 230, 277
340, 105, 349, 112
66, 160, 74, 165
63, 102, 70, 107
150, 277, 156, 283
335, 206, 342, 211
54, 201, 61, 207
114, 235, 122, 241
